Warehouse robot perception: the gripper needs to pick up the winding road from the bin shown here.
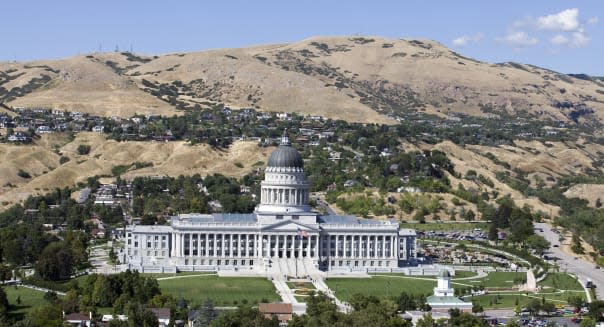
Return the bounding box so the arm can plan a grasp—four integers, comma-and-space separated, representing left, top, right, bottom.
534, 222, 601, 301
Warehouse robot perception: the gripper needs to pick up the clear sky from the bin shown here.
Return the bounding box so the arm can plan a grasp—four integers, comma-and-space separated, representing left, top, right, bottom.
1, 1, 602, 75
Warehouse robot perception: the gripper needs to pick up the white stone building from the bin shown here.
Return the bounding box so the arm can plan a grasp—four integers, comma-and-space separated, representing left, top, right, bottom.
124, 136, 416, 273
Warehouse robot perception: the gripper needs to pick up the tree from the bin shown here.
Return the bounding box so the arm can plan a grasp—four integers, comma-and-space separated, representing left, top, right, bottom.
416, 313, 434, 327
525, 235, 550, 254
77, 144, 91, 155
35, 242, 74, 281
568, 295, 585, 311
488, 223, 498, 242
193, 298, 217, 327
580, 317, 597, 327
125, 302, 158, 327
27, 304, 63, 327
541, 302, 556, 316
472, 302, 484, 316
526, 299, 541, 316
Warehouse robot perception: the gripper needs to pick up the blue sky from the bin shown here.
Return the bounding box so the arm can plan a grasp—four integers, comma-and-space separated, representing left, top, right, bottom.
1, 1, 602, 75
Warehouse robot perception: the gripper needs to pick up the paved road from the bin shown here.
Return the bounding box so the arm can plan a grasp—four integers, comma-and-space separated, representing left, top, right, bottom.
534, 222, 602, 300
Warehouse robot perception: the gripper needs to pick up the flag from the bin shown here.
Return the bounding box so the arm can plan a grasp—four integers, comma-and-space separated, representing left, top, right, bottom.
297, 227, 309, 238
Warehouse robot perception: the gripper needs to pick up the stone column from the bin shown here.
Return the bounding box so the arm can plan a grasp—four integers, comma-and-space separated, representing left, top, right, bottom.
315, 234, 320, 258
171, 233, 176, 257
334, 235, 338, 258
327, 235, 332, 259
231, 234, 235, 258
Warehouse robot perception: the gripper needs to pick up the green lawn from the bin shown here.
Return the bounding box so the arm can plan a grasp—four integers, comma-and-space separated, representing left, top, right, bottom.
467, 290, 586, 309
400, 222, 488, 232
539, 273, 583, 291
326, 276, 434, 301
159, 275, 279, 307
286, 282, 315, 290
5, 286, 60, 318
466, 272, 526, 289
452, 271, 479, 279
294, 295, 308, 303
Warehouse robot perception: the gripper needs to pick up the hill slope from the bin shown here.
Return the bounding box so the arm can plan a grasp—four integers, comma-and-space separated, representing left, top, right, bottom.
1, 36, 603, 124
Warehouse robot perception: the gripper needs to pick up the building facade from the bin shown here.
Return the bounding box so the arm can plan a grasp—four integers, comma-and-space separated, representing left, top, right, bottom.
124, 136, 416, 273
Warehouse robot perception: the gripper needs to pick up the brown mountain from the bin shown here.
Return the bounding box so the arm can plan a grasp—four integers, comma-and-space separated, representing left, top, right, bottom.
2, 36, 603, 124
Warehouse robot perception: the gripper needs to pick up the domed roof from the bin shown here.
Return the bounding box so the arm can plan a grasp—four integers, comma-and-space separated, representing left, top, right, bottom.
267, 135, 304, 168
437, 269, 451, 278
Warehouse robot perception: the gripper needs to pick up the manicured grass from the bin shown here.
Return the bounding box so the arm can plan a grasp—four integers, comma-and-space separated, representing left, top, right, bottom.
143, 272, 214, 279
539, 273, 583, 291
467, 290, 586, 309
468, 272, 526, 289
159, 275, 279, 307
400, 222, 488, 232
286, 282, 315, 290
294, 295, 308, 303
5, 286, 61, 318
326, 276, 434, 301
452, 270, 479, 279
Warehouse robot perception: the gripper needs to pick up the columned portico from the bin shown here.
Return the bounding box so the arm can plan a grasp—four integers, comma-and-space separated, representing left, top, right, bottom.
124, 135, 416, 273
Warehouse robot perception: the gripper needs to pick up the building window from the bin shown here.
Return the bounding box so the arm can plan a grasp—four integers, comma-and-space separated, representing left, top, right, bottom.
276, 215, 283, 220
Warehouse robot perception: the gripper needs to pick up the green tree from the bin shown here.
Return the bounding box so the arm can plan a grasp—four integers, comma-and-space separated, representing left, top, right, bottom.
193, 298, 217, 327
416, 313, 434, 327
125, 302, 158, 327
580, 317, 597, 327
77, 144, 91, 155
35, 242, 73, 281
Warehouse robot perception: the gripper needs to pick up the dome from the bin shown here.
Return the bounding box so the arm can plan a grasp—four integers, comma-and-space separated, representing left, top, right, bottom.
437, 269, 451, 278
267, 144, 304, 168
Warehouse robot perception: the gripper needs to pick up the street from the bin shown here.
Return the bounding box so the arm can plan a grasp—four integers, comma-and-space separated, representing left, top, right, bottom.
534, 222, 602, 300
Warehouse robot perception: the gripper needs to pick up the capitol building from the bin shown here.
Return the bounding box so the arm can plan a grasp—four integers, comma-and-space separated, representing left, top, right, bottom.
124, 136, 416, 274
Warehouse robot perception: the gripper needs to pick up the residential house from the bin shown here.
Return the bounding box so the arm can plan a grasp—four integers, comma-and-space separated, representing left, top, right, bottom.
150, 308, 171, 327
64, 313, 91, 327
258, 303, 292, 325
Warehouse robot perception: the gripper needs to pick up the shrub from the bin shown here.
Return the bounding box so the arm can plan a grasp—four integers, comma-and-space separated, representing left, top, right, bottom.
77, 144, 91, 155
59, 156, 70, 165
17, 169, 31, 179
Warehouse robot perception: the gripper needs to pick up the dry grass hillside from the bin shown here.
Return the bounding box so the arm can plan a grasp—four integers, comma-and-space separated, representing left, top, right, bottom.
0, 132, 271, 209
2, 36, 603, 125
564, 184, 604, 208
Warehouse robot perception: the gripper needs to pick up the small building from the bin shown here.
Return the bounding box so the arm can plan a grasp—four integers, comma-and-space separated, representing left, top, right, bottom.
150, 308, 171, 327
65, 313, 91, 327
259, 303, 292, 324
426, 269, 472, 313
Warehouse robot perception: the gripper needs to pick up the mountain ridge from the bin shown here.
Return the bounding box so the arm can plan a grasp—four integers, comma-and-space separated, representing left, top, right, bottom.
0, 35, 602, 126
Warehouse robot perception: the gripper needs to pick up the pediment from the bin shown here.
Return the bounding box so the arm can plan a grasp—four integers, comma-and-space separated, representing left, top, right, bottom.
261, 220, 318, 232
